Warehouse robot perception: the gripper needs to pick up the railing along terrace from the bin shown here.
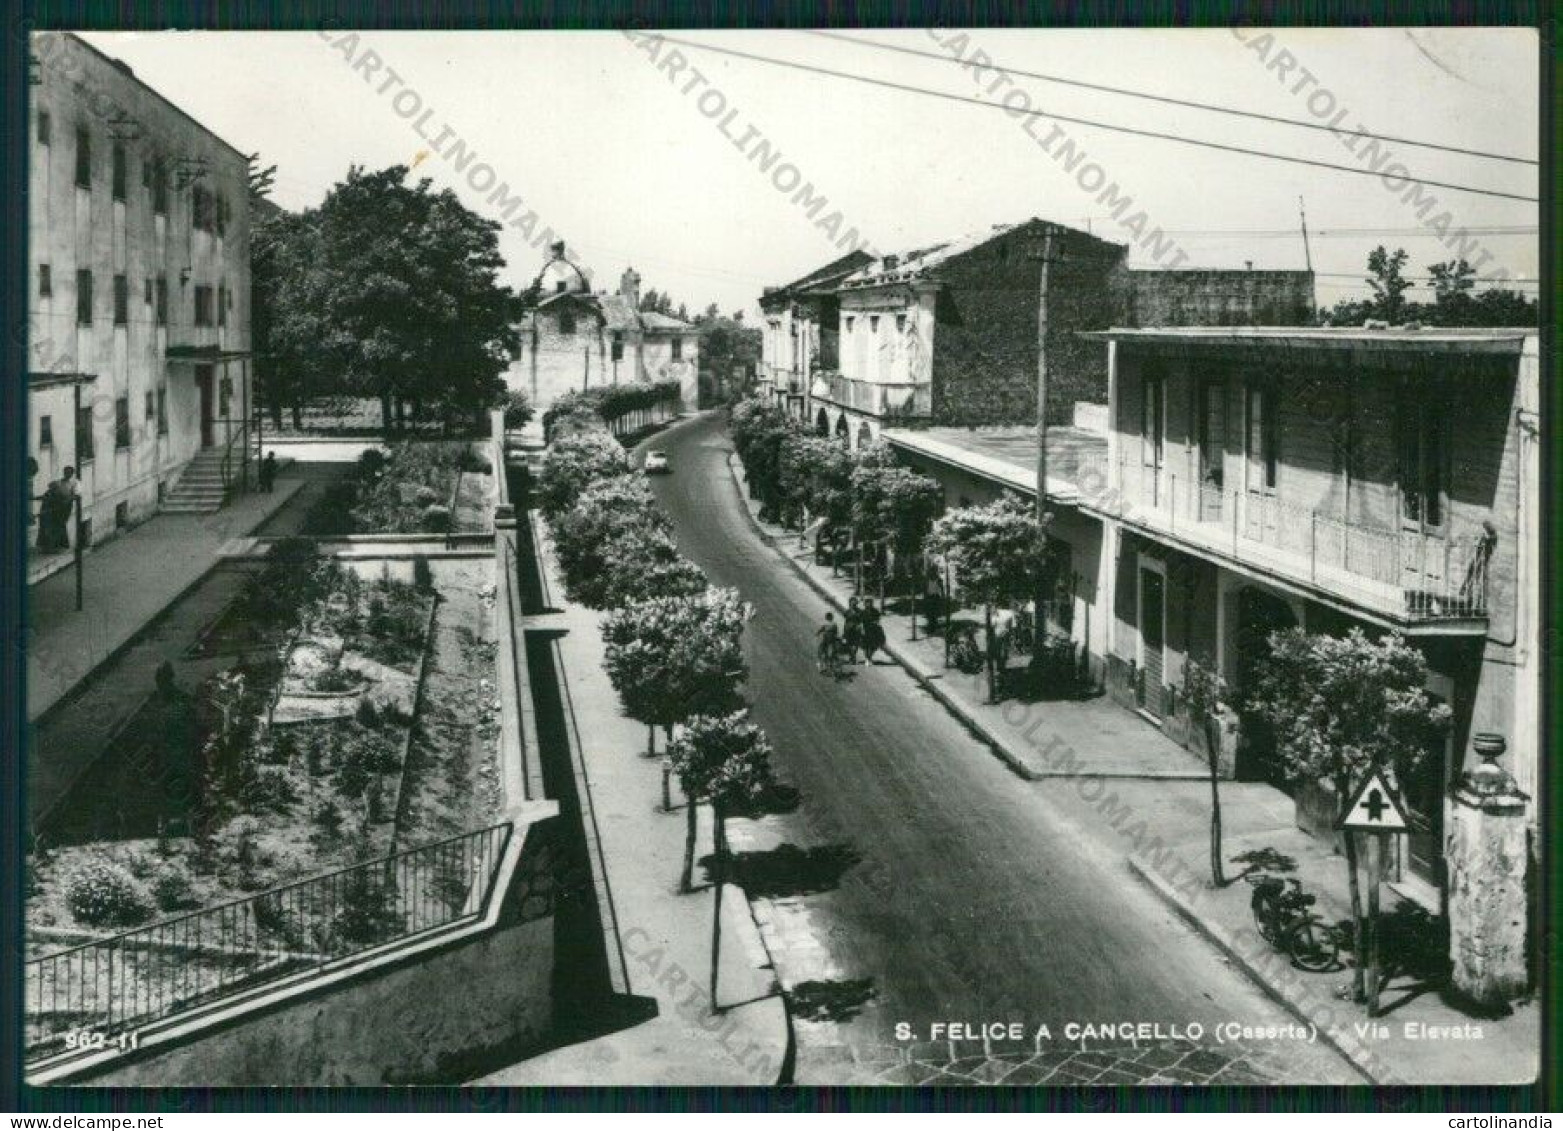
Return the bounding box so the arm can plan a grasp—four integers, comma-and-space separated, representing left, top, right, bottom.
815, 372, 931, 419
25, 822, 511, 1062
1107, 454, 1491, 621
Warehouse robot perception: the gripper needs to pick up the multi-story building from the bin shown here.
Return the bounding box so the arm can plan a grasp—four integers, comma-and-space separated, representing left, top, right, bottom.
1080, 326, 1540, 911
508, 243, 699, 420
794, 217, 1314, 450
28, 31, 255, 568
757, 249, 873, 420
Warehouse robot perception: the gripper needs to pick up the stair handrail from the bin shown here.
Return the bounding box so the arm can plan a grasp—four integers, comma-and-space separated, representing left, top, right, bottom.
215, 416, 251, 499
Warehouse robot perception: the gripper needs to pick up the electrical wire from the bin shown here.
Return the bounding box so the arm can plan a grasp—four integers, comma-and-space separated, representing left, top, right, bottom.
804, 30, 1538, 167
649, 34, 1538, 204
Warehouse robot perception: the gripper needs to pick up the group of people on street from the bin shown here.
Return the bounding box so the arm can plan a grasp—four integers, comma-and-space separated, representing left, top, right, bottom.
816, 595, 889, 676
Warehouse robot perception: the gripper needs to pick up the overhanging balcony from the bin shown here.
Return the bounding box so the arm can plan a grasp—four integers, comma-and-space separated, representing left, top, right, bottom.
810, 371, 931, 421
1088, 452, 1492, 631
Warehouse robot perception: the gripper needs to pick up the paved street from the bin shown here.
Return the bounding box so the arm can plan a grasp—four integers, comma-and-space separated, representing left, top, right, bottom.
645, 412, 1361, 1085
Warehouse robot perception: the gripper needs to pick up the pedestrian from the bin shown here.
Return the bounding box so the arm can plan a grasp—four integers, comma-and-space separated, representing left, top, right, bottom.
259, 452, 278, 494
37, 466, 77, 552
862, 599, 887, 664
842, 596, 864, 664
26, 457, 38, 529
990, 606, 1016, 672
815, 611, 842, 676
923, 565, 945, 633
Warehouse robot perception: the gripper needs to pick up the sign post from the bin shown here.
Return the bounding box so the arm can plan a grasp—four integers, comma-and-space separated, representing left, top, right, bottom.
1338, 767, 1410, 1018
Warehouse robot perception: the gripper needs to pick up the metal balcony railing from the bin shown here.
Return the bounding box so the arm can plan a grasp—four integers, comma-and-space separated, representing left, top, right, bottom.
25, 822, 511, 1062
811, 371, 931, 420
1104, 454, 1491, 623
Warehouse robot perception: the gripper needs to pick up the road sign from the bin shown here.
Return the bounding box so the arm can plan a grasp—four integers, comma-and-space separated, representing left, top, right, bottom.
1339, 767, 1409, 833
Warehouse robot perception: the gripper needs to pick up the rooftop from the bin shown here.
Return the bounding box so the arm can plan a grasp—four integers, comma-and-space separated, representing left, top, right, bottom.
882, 425, 1106, 505
1085, 326, 1537, 353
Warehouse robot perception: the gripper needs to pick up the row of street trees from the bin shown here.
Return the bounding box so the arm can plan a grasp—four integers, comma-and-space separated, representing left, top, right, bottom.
1319, 248, 1538, 328
536, 417, 773, 1011
730, 397, 1048, 702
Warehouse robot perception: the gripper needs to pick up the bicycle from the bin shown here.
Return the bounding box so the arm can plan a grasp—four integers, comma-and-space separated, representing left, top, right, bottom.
1248, 874, 1341, 972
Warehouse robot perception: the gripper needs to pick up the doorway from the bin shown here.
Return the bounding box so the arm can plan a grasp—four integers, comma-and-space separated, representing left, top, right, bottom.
196, 365, 215, 448
1137, 563, 1167, 719
1232, 586, 1299, 783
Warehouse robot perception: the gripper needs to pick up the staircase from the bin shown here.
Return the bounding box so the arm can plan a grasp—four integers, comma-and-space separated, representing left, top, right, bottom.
161, 448, 232, 515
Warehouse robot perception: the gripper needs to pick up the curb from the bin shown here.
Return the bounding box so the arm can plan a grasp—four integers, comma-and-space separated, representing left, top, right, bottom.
1126, 852, 1382, 1085
722, 451, 1210, 786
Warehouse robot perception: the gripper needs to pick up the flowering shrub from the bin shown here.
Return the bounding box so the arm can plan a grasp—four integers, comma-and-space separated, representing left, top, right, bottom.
151, 864, 199, 912
65, 857, 153, 929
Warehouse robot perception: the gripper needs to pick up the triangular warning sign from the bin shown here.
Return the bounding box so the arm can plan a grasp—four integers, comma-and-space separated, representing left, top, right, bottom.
1338, 768, 1410, 832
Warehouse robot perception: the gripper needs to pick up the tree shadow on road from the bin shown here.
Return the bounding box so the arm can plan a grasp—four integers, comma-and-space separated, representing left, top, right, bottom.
724, 779, 802, 820
785, 977, 878, 1023
706, 842, 861, 898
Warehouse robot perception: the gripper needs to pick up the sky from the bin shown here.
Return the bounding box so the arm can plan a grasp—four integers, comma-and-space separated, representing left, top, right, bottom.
77, 26, 1540, 319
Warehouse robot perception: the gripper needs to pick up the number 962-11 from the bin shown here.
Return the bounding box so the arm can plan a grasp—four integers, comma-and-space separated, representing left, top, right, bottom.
63, 1029, 139, 1053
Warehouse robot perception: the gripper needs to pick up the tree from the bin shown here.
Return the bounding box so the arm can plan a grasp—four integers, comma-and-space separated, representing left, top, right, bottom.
924, 494, 1046, 702
600, 590, 750, 825
1428, 258, 1476, 314
1182, 657, 1228, 887
1365, 245, 1411, 324
501, 388, 533, 431
276, 165, 524, 432
851, 463, 944, 602
550, 474, 670, 600
667, 711, 773, 1011
594, 530, 707, 609
729, 398, 799, 521
535, 430, 631, 518
1246, 628, 1450, 1002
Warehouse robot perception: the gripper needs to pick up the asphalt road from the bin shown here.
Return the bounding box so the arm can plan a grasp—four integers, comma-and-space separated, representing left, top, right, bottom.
644, 412, 1358, 1084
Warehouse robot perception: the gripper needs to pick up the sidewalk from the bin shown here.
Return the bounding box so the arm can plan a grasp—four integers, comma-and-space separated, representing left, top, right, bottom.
28, 479, 303, 722
725, 453, 1207, 781
474, 519, 791, 1086
1130, 827, 1539, 1085
725, 449, 1537, 1086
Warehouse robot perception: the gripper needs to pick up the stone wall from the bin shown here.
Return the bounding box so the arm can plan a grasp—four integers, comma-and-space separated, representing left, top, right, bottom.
1124, 269, 1315, 327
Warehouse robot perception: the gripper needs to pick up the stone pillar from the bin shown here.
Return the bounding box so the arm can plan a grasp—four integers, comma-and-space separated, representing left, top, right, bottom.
1445, 733, 1530, 1008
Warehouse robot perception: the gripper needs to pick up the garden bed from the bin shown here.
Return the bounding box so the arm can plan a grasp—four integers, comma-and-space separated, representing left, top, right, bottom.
300, 441, 494, 537
26, 545, 501, 957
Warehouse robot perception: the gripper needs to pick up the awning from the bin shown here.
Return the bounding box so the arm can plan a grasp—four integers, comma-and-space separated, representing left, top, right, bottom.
28, 371, 96, 388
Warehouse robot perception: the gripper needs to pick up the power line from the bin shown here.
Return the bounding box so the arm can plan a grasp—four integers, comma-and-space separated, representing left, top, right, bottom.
804, 30, 1538, 167
653, 35, 1538, 204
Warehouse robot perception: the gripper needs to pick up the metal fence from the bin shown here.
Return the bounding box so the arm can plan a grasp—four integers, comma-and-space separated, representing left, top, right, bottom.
26, 822, 511, 1061
1112, 456, 1491, 621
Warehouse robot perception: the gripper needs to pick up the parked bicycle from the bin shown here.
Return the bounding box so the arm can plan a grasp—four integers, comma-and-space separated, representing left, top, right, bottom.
1248, 873, 1341, 972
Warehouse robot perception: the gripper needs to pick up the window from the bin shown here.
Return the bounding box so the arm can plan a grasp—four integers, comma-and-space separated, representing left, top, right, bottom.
215, 194, 228, 237
39, 415, 53, 448
75, 269, 93, 325
191, 186, 207, 231
74, 126, 90, 188
1398, 389, 1448, 529
115, 501, 128, 529
114, 396, 130, 450
1140, 369, 1164, 471
194, 286, 213, 326
113, 274, 128, 326
555, 280, 567, 293
144, 277, 152, 306
672, 337, 683, 360
155, 276, 167, 326
558, 308, 575, 334
76, 405, 94, 461
845, 316, 855, 333
1246, 384, 1280, 493
145, 391, 155, 426
156, 388, 168, 435
611, 332, 623, 361
111, 142, 126, 201
895, 314, 906, 333
141, 157, 151, 188
38, 264, 51, 298
151, 159, 168, 215
1198, 378, 1226, 490
37, 110, 50, 146
869, 315, 880, 334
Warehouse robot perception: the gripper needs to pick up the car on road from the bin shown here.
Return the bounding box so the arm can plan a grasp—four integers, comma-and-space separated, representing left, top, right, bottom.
644, 450, 671, 474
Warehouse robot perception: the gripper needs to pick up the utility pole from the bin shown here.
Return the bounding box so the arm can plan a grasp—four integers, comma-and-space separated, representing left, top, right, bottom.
1299, 196, 1319, 323
1036, 228, 1053, 513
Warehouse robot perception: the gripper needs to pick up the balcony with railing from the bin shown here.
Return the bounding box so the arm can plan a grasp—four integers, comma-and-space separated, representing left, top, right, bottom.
1089, 452, 1491, 628
810, 371, 932, 421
